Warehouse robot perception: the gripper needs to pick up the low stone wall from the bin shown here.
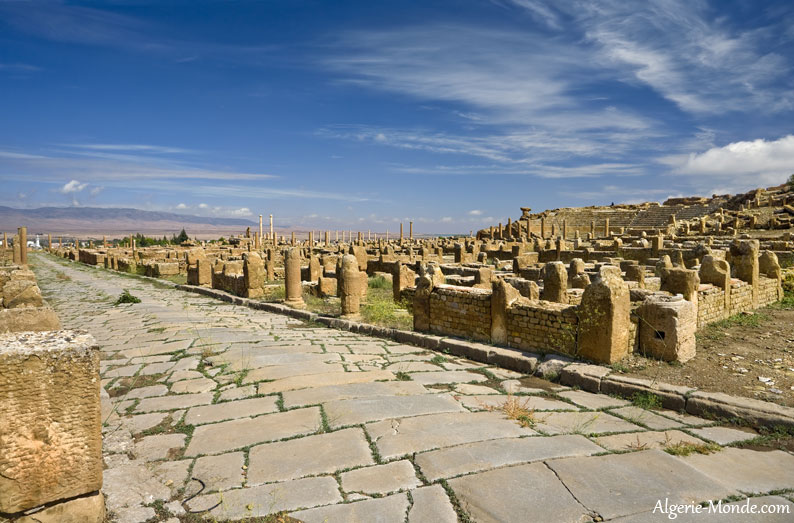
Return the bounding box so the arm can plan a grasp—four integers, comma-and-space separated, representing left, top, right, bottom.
505, 300, 578, 354
428, 285, 492, 341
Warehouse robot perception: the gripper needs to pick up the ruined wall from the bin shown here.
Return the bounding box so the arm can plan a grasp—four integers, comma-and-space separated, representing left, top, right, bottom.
504, 300, 578, 354
428, 286, 491, 341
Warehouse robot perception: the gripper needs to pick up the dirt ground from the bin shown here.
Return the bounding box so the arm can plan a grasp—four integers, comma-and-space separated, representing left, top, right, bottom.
622, 305, 794, 408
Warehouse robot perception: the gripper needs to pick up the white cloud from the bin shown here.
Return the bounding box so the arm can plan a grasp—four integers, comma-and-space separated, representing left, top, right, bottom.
661, 135, 794, 192
89, 186, 103, 197
440, 217, 453, 223
468, 209, 483, 216
176, 203, 187, 209
61, 179, 87, 193
198, 203, 208, 209
229, 207, 252, 217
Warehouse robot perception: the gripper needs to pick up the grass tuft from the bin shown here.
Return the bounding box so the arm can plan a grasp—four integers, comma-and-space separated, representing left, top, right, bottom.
114, 289, 141, 305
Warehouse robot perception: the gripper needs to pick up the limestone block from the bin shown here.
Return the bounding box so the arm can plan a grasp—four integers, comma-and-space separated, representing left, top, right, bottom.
2, 280, 43, 309
578, 266, 630, 364
0, 306, 61, 333
624, 265, 645, 288
413, 274, 433, 331
308, 255, 322, 282
0, 331, 102, 514
540, 261, 567, 303
317, 276, 337, 298
15, 491, 105, 523
393, 262, 417, 302
729, 240, 759, 306
654, 255, 672, 277
636, 295, 696, 363
350, 245, 368, 271
660, 267, 700, 303
759, 250, 781, 281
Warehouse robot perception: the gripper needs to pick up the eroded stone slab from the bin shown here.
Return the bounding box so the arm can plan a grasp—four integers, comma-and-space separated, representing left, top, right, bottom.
689, 426, 758, 445
409, 370, 488, 386
185, 407, 321, 456
187, 476, 341, 518
184, 396, 279, 425
340, 460, 420, 495
170, 377, 217, 394
448, 462, 591, 523
456, 394, 576, 412
416, 434, 604, 481
680, 448, 794, 493
191, 452, 244, 492
558, 389, 630, 410
247, 427, 374, 484
282, 381, 428, 409
290, 493, 409, 523
534, 411, 641, 435
367, 411, 534, 460
324, 393, 465, 428
408, 485, 457, 523
257, 370, 396, 394
548, 450, 739, 520
609, 406, 685, 430
135, 392, 214, 413
594, 430, 707, 452
610, 495, 794, 523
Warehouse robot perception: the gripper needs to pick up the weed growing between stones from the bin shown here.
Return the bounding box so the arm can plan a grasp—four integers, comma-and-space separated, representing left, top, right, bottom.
486, 395, 545, 428
115, 288, 142, 305
663, 439, 721, 456
631, 391, 662, 410
395, 371, 412, 381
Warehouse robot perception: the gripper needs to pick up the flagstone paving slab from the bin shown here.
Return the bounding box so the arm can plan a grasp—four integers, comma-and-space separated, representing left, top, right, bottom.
680, 447, 794, 493
135, 392, 215, 413
290, 493, 409, 523
134, 433, 186, 461
123, 384, 169, 399
217, 384, 257, 401
257, 370, 396, 394
456, 394, 576, 412
169, 376, 217, 393
594, 430, 707, 452
548, 450, 740, 520
609, 406, 686, 430
282, 380, 429, 408
408, 370, 489, 385
448, 462, 592, 523
247, 427, 374, 484
534, 411, 642, 435
242, 361, 346, 383
407, 485, 458, 523
340, 460, 421, 495
185, 407, 321, 456
324, 393, 466, 428
187, 476, 342, 518
367, 411, 535, 460
558, 389, 631, 409
184, 396, 280, 425
689, 425, 759, 445
191, 452, 245, 492
416, 434, 604, 481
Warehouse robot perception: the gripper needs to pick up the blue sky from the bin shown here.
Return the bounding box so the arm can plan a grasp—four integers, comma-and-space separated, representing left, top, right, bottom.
1, 0, 793, 234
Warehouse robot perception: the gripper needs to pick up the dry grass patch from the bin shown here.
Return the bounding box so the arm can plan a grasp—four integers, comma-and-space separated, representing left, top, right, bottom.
485, 394, 546, 428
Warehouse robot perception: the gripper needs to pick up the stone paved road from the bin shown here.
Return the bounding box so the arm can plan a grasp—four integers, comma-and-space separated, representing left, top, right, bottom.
32, 254, 794, 523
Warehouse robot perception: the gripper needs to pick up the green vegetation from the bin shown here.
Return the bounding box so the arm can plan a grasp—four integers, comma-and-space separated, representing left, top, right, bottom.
360, 280, 412, 330
114, 289, 141, 305
631, 391, 662, 410
430, 354, 448, 365
698, 311, 768, 340
664, 441, 721, 456
368, 275, 391, 289
395, 371, 412, 381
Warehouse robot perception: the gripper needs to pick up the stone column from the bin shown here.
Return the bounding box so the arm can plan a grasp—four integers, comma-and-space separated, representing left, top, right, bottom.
413, 269, 434, 331
590, 220, 595, 238
12, 234, 21, 264
604, 218, 610, 238
284, 247, 305, 308
540, 217, 546, 239
562, 219, 568, 239
291, 231, 296, 246
540, 261, 568, 303
325, 230, 330, 247
399, 223, 404, 244
578, 266, 630, 363
259, 214, 263, 242
48, 234, 53, 253
3, 232, 7, 251
269, 214, 274, 245
409, 221, 413, 241
18, 227, 27, 265
243, 252, 265, 298
339, 254, 361, 316
506, 218, 512, 240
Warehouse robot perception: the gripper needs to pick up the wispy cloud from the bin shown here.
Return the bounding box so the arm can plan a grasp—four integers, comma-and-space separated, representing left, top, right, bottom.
60, 179, 87, 194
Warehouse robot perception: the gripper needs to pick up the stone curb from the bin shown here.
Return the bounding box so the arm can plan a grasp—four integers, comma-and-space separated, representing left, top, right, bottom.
55, 258, 794, 431
558, 364, 794, 430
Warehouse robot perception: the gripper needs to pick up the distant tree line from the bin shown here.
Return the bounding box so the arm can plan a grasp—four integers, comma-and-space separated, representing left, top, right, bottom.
110, 228, 190, 246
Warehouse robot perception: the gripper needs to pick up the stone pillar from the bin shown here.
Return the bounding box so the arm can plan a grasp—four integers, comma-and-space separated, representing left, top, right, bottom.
700, 255, 731, 312
590, 220, 595, 238
491, 279, 521, 345
759, 251, 783, 300
339, 254, 361, 317
309, 255, 322, 282
284, 247, 305, 308
12, 235, 21, 264
3, 232, 7, 251
454, 243, 467, 264
259, 214, 264, 242
392, 261, 416, 302
269, 214, 274, 245
0, 331, 104, 521
399, 223, 404, 244
291, 231, 296, 246
243, 252, 265, 298
604, 218, 610, 238
18, 227, 27, 265
409, 221, 413, 241
578, 266, 630, 364
48, 234, 53, 253
541, 261, 568, 303
540, 217, 546, 239
660, 267, 700, 303
562, 219, 568, 239
636, 295, 696, 363
729, 239, 759, 307
59, 236, 63, 249
624, 264, 645, 289
325, 230, 330, 247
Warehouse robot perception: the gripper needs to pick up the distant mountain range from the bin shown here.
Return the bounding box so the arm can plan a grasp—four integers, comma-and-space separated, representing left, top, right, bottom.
0, 206, 258, 238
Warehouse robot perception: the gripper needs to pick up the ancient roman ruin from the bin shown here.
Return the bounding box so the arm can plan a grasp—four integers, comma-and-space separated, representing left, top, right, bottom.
2, 184, 794, 522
